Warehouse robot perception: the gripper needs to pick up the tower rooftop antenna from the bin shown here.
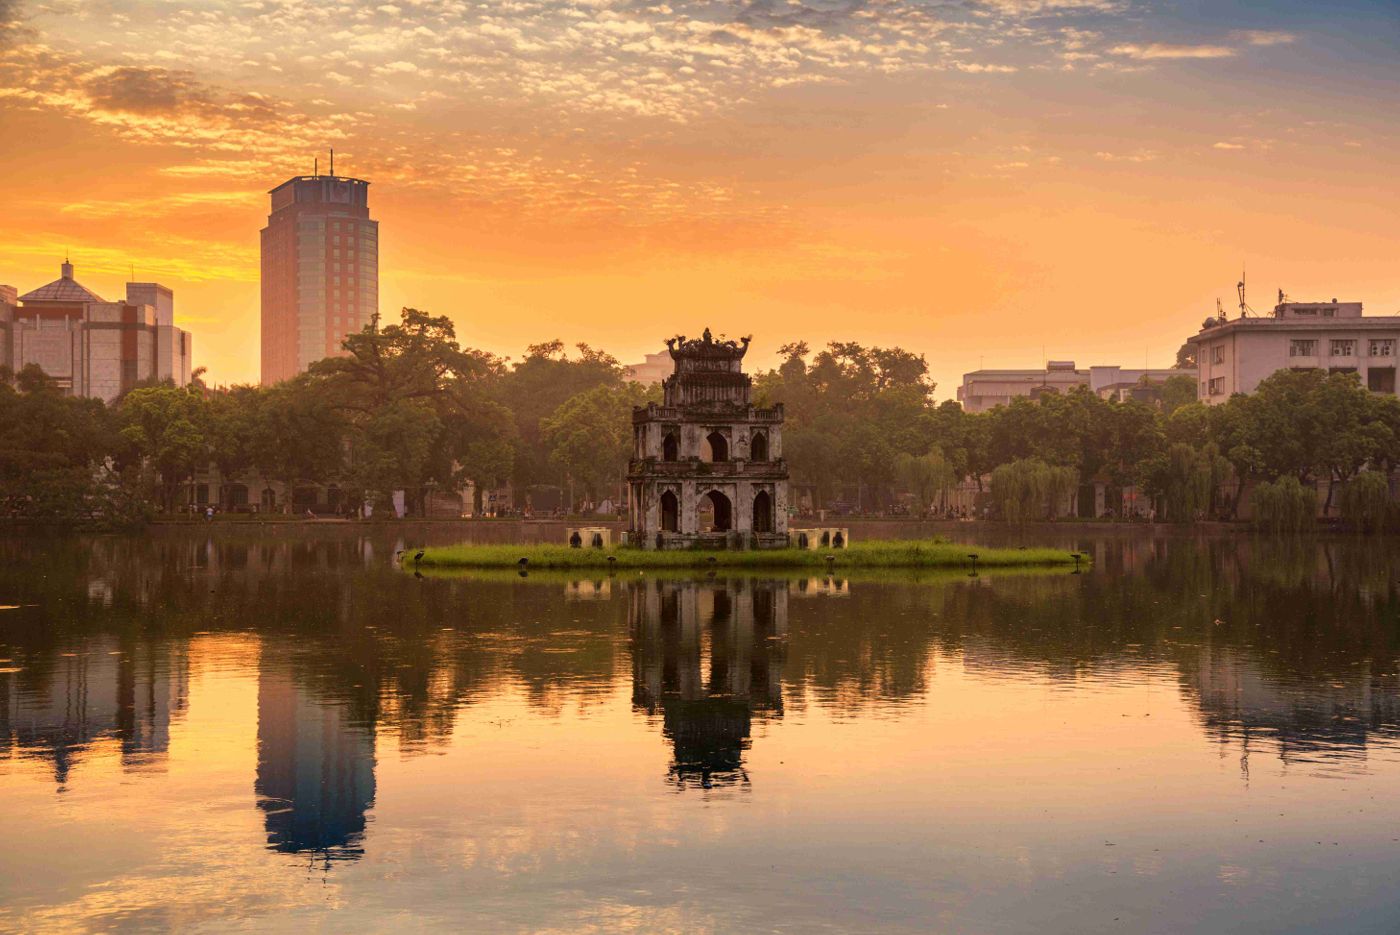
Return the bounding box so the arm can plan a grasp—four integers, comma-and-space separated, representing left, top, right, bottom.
1236, 266, 1253, 318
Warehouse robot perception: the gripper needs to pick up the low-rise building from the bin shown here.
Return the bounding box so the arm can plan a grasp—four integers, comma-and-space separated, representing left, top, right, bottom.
625, 350, 671, 385
1190, 297, 1399, 403
957, 361, 1192, 412
1, 261, 193, 401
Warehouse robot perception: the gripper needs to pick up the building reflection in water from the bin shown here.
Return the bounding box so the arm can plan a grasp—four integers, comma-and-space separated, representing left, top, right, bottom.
255, 647, 376, 862
631, 579, 786, 789
0, 638, 188, 787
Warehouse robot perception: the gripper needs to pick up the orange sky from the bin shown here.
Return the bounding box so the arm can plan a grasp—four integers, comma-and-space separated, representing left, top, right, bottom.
1, 0, 1396, 396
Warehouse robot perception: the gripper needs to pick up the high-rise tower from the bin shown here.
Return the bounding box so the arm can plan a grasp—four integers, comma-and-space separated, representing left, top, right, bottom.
260, 166, 378, 384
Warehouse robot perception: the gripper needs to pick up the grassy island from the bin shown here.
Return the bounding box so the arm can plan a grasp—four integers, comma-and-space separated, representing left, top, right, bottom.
408, 540, 1084, 571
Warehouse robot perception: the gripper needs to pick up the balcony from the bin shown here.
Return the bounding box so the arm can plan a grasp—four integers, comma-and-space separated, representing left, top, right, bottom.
633, 404, 783, 424
628, 458, 788, 478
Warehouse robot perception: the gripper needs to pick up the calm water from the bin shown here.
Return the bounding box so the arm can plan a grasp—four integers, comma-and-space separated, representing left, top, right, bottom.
3, 530, 1400, 933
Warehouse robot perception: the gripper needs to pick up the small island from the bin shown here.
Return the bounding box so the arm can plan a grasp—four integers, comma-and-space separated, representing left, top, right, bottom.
408, 540, 1084, 571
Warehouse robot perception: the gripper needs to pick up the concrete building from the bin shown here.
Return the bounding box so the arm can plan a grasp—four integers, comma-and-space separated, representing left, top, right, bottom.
627, 329, 790, 549
957, 361, 1192, 413
1190, 297, 1399, 404
0, 261, 193, 402
625, 350, 672, 385
260, 169, 378, 384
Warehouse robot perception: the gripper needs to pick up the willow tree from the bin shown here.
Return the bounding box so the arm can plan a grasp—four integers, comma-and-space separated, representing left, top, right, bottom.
896, 448, 957, 516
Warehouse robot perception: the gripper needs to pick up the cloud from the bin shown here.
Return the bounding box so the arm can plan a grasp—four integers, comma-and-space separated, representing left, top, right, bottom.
1234, 30, 1296, 47
953, 62, 1018, 73
1109, 43, 1236, 60
85, 66, 209, 114
1212, 141, 1244, 150
976, 0, 1124, 12
1095, 150, 1157, 163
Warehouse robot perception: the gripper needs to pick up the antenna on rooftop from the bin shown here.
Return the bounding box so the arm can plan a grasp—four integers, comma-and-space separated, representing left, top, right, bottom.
314, 156, 319, 177
1236, 266, 1254, 318
330, 148, 334, 176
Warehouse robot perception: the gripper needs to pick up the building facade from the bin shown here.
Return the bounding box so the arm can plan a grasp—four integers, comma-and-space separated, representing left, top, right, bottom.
624, 350, 672, 385
627, 330, 790, 549
0, 261, 193, 402
260, 172, 378, 384
957, 361, 1193, 413
1190, 298, 1399, 404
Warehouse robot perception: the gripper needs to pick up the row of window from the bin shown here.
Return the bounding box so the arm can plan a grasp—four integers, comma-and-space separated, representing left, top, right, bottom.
1208, 366, 1399, 396
1288, 338, 1394, 358
1212, 339, 1397, 365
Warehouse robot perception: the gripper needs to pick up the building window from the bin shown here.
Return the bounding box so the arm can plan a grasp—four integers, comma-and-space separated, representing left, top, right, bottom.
1370, 339, 1394, 357
1368, 368, 1396, 393
1331, 339, 1355, 356
1211, 346, 1224, 365
1290, 339, 1317, 357
1208, 377, 1225, 396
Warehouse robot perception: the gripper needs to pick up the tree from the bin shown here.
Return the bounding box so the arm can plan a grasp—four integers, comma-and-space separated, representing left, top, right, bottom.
501, 340, 624, 493
1338, 470, 1391, 533
312, 307, 516, 515
896, 448, 957, 516
991, 458, 1077, 522
541, 382, 658, 506
754, 340, 941, 510
1159, 374, 1198, 415
116, 384, 209, 511
248, 377, 345, 513
206, 385, 261, 509
1250, 476, 1316, 533
1139, 442, 1230, 522
0, 365, 136, 523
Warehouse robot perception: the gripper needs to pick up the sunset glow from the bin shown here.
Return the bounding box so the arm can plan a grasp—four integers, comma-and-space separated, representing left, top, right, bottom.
1, 0, 1396, 391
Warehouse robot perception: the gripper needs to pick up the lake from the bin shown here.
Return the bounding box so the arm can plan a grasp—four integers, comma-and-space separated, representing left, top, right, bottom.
2, 528, 1399, 933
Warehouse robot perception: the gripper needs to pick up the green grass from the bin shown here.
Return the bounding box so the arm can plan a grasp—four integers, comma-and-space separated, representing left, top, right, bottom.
410, 563, 1077, 587
410, 539, 1084, 571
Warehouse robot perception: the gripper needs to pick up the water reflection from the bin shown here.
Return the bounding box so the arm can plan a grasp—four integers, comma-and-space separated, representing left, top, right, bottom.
255, 649, 376, 862
0, 637, 188, 786
9, 532, 1400, 928
631, 580, 786, 789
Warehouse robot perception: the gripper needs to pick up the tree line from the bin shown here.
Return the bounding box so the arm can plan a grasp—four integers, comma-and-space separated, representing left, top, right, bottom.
3, 307, 1399, 529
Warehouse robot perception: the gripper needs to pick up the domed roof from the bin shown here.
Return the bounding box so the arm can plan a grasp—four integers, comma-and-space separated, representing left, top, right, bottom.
20, 261, 106, 304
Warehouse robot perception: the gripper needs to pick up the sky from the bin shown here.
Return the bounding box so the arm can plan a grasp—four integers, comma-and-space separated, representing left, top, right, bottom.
1, 0, 1397, 396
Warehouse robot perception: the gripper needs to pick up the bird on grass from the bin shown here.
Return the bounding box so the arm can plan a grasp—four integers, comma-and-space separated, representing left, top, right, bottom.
413, 550, 425, 565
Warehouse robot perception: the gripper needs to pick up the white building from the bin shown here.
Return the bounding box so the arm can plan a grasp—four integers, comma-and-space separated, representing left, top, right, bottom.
1190, 297, 1398, 404
625, 350, 672, 385
0, 261, 193, 402
957, 361, 1193, 413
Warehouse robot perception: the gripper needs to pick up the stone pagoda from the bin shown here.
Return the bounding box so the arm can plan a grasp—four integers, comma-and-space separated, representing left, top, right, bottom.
627, 329, 789, 549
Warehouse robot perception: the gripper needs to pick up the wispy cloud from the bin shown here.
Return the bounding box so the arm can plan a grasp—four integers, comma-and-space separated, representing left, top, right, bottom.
1234, 30, 1297, 47
1095, 150, 1158, 163
1109, 43, 1236, 61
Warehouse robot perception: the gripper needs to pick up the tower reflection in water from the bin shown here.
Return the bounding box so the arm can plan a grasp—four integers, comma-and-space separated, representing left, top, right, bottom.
631, 579, 786, 789
255, 648, 376, 863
